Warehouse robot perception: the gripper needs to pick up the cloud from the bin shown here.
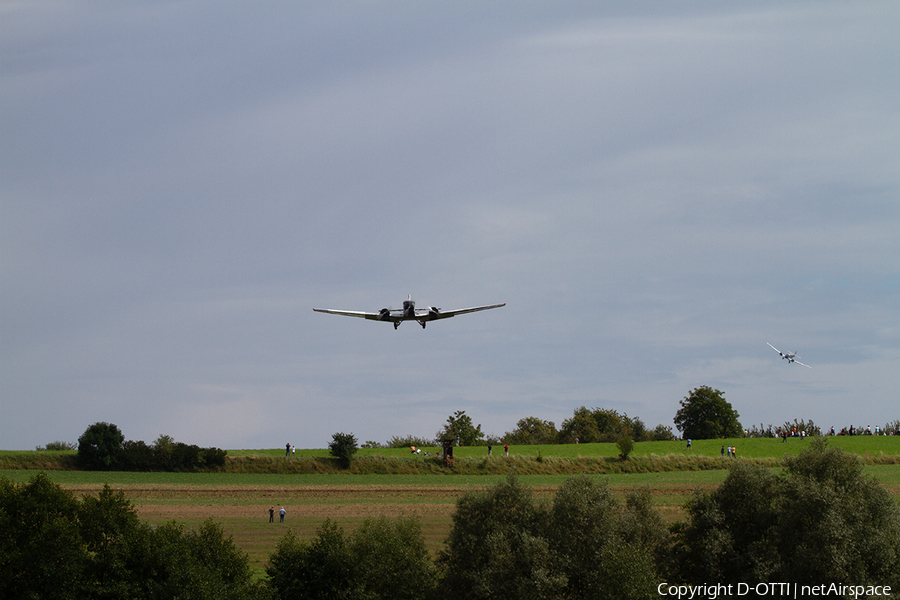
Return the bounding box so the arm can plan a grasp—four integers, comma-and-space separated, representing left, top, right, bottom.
2, 2, 899, 449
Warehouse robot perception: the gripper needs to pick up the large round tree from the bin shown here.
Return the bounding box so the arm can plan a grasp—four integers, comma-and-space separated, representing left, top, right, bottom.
673, 386, 741, 439
77, 422, 124, 470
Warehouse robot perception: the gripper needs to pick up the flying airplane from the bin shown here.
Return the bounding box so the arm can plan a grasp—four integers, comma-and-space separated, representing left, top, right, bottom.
767, 343, 812, 368
313, 295, 506, 329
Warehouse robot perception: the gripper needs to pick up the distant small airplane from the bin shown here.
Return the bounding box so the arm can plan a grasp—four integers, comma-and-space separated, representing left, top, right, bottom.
767, 343, 812, 368
314, 295, 506, 329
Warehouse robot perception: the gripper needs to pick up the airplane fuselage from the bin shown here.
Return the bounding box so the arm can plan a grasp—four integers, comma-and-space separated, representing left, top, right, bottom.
314, 295, 505, 330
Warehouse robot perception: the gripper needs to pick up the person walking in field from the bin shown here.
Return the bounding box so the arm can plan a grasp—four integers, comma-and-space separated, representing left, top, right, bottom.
504, 443, 509, 457
279, 507, 286, 523
269, 506, 275, 523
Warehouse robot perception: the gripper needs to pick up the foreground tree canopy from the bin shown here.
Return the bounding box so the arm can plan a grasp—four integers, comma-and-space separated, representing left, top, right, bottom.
673, 386, 742, 439
0, 474, 267, 600
678, 438, 900, 588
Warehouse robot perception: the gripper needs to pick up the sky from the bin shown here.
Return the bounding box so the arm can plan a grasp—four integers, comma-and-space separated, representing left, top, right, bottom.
2, 1, 899, 451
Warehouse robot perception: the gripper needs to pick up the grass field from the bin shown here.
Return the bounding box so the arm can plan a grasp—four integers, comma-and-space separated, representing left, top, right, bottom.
3, 437, 899, 576
230, 434, 900, 460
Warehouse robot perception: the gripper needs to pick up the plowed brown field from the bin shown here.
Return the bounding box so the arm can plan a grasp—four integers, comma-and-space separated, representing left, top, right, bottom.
59, 482, 699, 574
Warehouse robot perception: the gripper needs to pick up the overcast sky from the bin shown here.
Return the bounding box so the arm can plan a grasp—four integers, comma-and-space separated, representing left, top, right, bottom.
3, 1, 898, 450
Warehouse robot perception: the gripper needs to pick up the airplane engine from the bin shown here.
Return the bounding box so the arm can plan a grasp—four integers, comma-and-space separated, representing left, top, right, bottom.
428, 306, 441, 317
378, 308, 391, 321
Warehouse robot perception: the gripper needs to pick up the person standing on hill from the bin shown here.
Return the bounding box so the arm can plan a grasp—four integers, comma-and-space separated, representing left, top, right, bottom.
268, 506, 275, 523
279, 507, 286, 523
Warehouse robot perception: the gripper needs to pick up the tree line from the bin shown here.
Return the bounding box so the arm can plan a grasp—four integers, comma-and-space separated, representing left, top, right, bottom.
374, 386, 899, 449
5, 439, 899, 600
77, 422, 227, 472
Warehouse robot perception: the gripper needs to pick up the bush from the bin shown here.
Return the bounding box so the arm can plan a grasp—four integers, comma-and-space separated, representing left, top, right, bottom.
616, 435, 634, 459
36, 440, 76, 451
328, 432, 358, 469
386, 435, 434, 449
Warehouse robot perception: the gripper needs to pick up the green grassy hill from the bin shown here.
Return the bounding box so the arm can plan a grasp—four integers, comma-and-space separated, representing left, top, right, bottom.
3, 436, 898, 475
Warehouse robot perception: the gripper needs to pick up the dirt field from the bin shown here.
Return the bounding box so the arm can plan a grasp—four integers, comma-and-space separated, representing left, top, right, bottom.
59, 482, 701, 574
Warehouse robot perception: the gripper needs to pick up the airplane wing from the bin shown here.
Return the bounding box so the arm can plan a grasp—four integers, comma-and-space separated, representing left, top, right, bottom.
767, 343, 781, 354
793, 359, 812, 369
312, 308, 398, 322
425, 303, 506, 319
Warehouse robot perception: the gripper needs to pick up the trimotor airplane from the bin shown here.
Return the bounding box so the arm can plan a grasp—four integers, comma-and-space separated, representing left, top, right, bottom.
313, 295, 505, 329
767, 343, 812, 368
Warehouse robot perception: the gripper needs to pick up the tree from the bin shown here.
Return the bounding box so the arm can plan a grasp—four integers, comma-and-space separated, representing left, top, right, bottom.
439, 472, 563, 599
439, 473, 665, 600
502, 416, 558, 445
677, 438, 900, 588
268, 520, 355, 600
0, 474, 265, 600
329, 432, 358, 468
268, 516, 436, 600
0, 473, 89, 599
559, 406, 630, 443
78, 422, 125, 470
548, 476, 660, 600
347, 516, 437, 600
673, 386, 741, 440
558, 406, 600, 443
776, 438, 900, 585
436, 410, 484, 446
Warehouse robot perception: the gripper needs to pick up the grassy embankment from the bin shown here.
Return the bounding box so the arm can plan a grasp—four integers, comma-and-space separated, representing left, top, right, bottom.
4, 435, 899, 474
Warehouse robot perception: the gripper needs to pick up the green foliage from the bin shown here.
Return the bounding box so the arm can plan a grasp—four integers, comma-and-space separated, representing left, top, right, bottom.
548, 476, 659, 600
679, 461, 781, 582
36, 440, 77, 451
329, 432, 359, 468
559, 407, 645, 443
651, 424, 677, 441
0, 473, 88, 599
153, 434, 175, 451
268, 521, 350, 599
386, 435, 433, 449
348, 516, 437, 600
678, 438, 900, 588
502, 416, 558, 445
436, 410, 484, 446
78, 421, 125, 470
267, 517, 435, 600
439, 472, 561, 599
616, 435, 634, 459
0, 473, 264, 600
116, 438, 227, 472
780, 418, 821, 437
673, 386, 742, 439
440, 473, 663, 600
559, 406, 601, 443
